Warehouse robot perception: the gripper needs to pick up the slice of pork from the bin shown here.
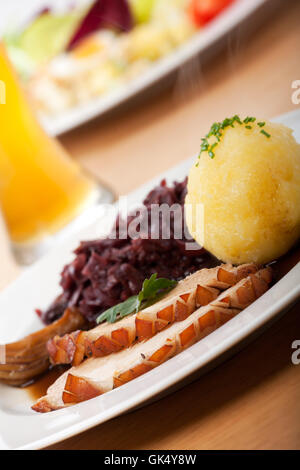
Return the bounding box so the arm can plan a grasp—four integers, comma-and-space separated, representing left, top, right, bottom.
0, 309, 85, 386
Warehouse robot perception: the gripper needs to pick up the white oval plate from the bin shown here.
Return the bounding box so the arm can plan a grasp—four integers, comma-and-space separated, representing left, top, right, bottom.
0, 109, 299, 450
0, 0, 271, 136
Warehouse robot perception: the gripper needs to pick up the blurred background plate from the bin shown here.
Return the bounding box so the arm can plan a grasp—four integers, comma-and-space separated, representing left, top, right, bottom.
1, 0, 272, 136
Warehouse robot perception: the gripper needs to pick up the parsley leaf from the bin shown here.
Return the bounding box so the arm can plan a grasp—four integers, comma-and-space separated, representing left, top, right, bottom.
96, 274, 177, 324
96, 296, 139, 324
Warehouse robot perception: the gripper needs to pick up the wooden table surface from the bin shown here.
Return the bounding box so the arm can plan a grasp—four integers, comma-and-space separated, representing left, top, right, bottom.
1, 0, 300, 450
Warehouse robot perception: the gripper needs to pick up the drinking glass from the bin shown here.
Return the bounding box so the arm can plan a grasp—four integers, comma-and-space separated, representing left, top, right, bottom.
0, 43, 113, 264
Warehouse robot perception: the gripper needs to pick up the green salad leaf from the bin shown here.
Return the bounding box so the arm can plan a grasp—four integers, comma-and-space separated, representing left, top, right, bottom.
129, 0, 156, 24
96, 274, 177, 324
3, 8, 86, 77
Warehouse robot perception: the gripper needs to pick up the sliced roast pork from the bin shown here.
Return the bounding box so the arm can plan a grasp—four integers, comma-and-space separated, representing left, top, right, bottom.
33, 267, 272, 412
47, 263, 258, 366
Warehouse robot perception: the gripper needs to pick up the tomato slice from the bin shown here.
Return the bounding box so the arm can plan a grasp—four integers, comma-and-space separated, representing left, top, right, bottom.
189, 0, 235, 26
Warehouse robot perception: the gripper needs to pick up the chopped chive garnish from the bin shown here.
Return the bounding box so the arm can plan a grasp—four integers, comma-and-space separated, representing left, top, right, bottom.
260, 129, 271, 138
243, 116, 256, 124
198, 115, 271, 161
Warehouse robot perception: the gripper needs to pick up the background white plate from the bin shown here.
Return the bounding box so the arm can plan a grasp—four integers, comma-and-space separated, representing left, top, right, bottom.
0, 108, 299, 450
1, 0, 272, 136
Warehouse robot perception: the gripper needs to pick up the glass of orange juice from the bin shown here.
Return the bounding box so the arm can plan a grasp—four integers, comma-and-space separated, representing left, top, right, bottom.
0, 43, 112, 264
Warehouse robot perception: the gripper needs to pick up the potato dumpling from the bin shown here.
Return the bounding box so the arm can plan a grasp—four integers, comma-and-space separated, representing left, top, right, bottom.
186, 119, 300, 264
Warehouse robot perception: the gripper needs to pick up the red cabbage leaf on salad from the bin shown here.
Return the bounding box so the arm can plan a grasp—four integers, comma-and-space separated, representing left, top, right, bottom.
67, 0, 133, 50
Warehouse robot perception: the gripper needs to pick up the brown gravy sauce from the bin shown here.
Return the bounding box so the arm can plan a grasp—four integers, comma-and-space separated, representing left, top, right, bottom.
26, 366, 68, 401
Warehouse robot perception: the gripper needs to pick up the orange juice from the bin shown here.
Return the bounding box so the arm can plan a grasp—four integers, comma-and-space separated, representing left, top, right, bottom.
0, 44, 97, 244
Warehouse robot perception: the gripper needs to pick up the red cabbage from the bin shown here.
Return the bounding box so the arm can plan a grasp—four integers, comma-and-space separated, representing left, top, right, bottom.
41, 179, 218, 326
